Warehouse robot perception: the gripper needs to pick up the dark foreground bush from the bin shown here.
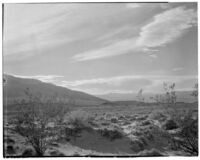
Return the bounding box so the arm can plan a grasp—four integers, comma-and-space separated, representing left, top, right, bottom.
99, 128, 123, 141
6, 145, 15, 155
172, 111, 198, 156
22, 148, 35, 157
163, 119, 178, 130
14, 89, 69, 156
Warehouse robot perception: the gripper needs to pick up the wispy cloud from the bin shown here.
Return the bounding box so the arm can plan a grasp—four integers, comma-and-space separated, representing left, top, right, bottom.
73, 38, 138, 61
136, 6, 197, 48
60, 75, 143, 87
73, 6, 197, 61
59, 75, 197, 87
159, 3, 171, 9
58, 74, 197, 94
12, 74, 197, 94
126, 3, 142, 9
12, 74, 64, 83
148, 54, 158, 59
172, 67, 183, 71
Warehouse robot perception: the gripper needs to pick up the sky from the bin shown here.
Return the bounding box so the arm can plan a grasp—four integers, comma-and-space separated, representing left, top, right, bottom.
3, 2, 198, 95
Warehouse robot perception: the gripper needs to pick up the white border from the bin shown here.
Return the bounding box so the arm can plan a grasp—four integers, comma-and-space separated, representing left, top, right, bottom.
0, 0, 199, 160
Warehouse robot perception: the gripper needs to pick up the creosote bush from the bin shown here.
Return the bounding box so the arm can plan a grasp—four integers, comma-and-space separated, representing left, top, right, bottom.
99, 128, 123, 141
66, 110, 91, 129
159, 83, 198, 155
14, 88, 69, 156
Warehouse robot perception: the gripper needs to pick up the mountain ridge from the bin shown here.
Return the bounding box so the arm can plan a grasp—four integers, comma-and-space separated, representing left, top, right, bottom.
3, 74, 107, 105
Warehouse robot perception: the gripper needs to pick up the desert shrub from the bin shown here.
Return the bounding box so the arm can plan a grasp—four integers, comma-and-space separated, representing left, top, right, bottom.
64, 110, 93, 142
171, 110, 198, 155
65, 126, 83, 142
22, 148, 35, 157
163, 82, 176, 107
110, 117, 118, 123
5, 138, 15, 144
130, 139, 146, 152
163, 119, 178, 130
130, 116, 137, 121
49, 150, 65, 156
146, 133, 154, 141
101, 121, 110, 126
14, 89, 69, 156
191, 83, 198, 101
6, 145, 15, 155
149, 111, 167, 122
136, 115, 148, 121
136, 148, 164, 156
140, 120, 152, 126
99, 128, 123, 141
67, 110, 90, 129
123, 121, 131, 125
118, 115, 125, 121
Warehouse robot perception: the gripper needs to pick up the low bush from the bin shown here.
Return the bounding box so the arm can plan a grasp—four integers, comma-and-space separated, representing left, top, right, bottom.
67, 110, 90, 129
22, 148, 35, 157
49, 150, 65, 156
110, 117, 118, 123
99, 128, 123, 141
149, 111, 167, 122
130, 139, 145, 152
163, 119, 178, 130
171, 110, 198, 155
140, 120, 152, 126
6, 145, 15, 155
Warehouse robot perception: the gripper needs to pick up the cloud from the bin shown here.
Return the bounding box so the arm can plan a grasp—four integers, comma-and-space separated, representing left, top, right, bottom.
12, 74, 64, 83
12, 74, 198, 94
75, 88, 135, 95
159, 3, 171, 9
136, 6, 197, 48
58, 74, 197, 87
60, 75, 143, 87
172, 67, 183, 71
4, 7, 76, 61
126, 3, 141, 9
58, 74, 197, 94
73, 38, 138, 61
149, 54, 158, 58
73, 6, 197, 61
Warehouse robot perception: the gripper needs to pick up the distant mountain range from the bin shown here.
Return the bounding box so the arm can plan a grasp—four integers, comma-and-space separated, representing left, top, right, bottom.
3, 74, 106, 105
96, 91, 197, 103
3, 74, 197, 106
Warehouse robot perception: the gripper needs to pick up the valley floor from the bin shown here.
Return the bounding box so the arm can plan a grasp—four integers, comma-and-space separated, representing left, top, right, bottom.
4, 103, 198, 157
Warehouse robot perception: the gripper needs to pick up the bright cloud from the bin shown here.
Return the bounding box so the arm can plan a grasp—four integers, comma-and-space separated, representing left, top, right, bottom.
12, 74, 197, 95
59, 75, 197, 87
60, 75, 143, 87
172, 67, 183, 71
126, 3, 141, 9
137, 6, 197, 48
73, 38, 138, 61
12, 74, 64, 83
73, 6, 197, 61
58, 75, 197, 94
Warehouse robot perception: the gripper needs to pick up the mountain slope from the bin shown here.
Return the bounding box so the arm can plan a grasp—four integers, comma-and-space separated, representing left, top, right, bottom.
3, 74, 106, 105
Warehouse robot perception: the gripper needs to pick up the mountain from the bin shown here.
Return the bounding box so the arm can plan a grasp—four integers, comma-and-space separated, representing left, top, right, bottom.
96, 91, 197, 103
3, 74, 106, 105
